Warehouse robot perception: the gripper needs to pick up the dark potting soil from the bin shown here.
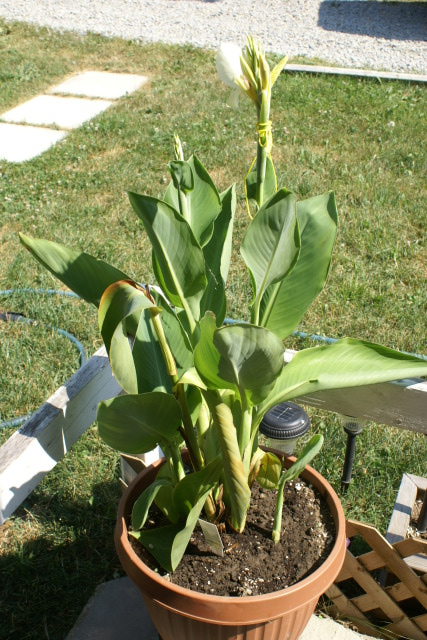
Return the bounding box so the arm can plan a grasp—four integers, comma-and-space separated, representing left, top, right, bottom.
129, 479, 336, 597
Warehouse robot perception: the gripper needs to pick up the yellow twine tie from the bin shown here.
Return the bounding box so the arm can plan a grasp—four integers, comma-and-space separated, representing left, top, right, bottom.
256, 120, 273, 154
244, 121, 275, 218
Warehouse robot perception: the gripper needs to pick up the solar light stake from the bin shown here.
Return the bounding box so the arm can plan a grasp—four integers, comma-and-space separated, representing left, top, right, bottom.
259, 402, 310, 455
340, 416, 365, 493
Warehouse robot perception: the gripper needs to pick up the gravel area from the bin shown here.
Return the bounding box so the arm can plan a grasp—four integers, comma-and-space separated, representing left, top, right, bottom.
0, 0, 426, 74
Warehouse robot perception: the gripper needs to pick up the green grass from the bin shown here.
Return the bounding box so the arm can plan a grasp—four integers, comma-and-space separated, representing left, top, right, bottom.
0, 18, 426, 640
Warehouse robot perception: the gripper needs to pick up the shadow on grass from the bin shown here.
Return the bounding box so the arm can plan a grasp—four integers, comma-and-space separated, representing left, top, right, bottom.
318, 1, 427, 41
0, 479, 123, 640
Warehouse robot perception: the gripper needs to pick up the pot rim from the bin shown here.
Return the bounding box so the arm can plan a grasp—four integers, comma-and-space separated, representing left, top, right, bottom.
115, 449, 346, 606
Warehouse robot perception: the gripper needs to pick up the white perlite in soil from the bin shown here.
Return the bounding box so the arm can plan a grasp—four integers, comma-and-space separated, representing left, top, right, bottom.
0, 0, 426, 75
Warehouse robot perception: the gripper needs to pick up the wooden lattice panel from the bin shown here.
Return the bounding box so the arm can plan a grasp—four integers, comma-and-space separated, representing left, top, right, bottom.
326, 520, 427, 640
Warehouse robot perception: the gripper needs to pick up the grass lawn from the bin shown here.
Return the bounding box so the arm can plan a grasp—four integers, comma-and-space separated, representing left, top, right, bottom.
0, 18, 426, 640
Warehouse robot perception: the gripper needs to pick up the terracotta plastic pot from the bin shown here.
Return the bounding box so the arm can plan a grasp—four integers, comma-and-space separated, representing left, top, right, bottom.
115, 451, 346, 640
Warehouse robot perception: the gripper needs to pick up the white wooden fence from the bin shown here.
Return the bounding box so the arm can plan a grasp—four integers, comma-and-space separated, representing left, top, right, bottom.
1, 346, 426, 525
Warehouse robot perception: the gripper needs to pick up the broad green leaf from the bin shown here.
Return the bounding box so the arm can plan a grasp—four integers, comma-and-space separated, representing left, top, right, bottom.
213, 324, 285, 404
164, 155, 221, 247
131, 524, 181, 573
259, 191, 337, 339
128, 192, 206, 324
256, 451, 282, 490
150, 290, 194, 376
195, 314, 284, 405
155, 484, 179, 524
172, 456, 222, 518
255, 338, 427, 424
168, 160, 194, 194
170, 492, 211, 571
194, 313, 231, 390
98, 280, 158, 352
98, 280, 171, 394
154, 464, 180, 524
217, 185, 236, 284
178, 366, 207, 390
19, 234, 128, 307
281, 435, 324, 484
132, 478, 173, 530
241, 189, 300, 323
200, 184, 236, 324
133, 491, 210, 572
186, 384, 203, 427
97, 392, 182, 454
245, 154, 277, 206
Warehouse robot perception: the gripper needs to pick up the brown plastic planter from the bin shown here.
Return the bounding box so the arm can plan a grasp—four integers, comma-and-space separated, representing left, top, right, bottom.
115, 452, 346, 640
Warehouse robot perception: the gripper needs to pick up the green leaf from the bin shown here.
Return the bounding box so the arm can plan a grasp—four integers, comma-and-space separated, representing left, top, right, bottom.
132, 478, 173, 530
200, 184, 236, 324
217, 185, 236, 284
256, 451, 282, 490
133, 491, 210, 572
259, 191, 337, 339
98, 280, 156, 353
168, 160, 194, 194
256, 338, 427, 422
172, 456, 222, 518
97, 392, 182, 454
19, 234, 128, 307
164, 155, 222, 247
98, 280, 172, 394
281, 434, 324, 484
128, 192, 206, 325
150, 290, 194, 377
245, 155, 277, 205
153, 464, 180, 524
170, 492, 210, 571
131, 524, 181, 573
194, 314, 284, 405
241, 189, 300, 323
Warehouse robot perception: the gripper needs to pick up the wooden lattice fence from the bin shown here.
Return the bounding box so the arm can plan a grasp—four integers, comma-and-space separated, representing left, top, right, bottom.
326, 520, 427, 640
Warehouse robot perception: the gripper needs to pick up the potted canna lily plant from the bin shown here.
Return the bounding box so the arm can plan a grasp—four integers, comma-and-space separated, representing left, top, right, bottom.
19, 37, 427, 640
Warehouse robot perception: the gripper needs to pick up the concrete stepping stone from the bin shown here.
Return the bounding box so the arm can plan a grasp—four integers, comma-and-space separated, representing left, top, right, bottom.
0, 71, 148, 162
49, 71, 148, 99
65, 577, 373, 640
1, 95, 113, 130
0, 122, 67, 162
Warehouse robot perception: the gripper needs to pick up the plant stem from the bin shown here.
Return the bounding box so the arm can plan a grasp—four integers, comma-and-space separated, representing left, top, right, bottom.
150, 310, 202, 472
164, 442, 185, 483
176, 383, 204, 471
255, 90, 271, 209
272, 468, 287, 543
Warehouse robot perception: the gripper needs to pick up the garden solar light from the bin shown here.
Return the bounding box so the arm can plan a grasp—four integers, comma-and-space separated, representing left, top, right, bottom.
340, 415, 365, 492
259, 401, 310, 454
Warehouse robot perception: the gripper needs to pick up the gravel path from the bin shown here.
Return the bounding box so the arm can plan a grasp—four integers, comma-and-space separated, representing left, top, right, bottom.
0, 0, 426, 74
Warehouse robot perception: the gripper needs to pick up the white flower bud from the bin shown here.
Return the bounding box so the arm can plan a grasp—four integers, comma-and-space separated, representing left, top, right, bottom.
216, 43, 243, 89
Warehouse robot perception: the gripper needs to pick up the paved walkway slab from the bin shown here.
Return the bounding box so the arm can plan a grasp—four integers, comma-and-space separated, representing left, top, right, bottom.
49, 71, 148, 99
1, 95, 113, 130
0, 71, 148, 162
65, 577, 374, 640
0, 123, 67, 162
